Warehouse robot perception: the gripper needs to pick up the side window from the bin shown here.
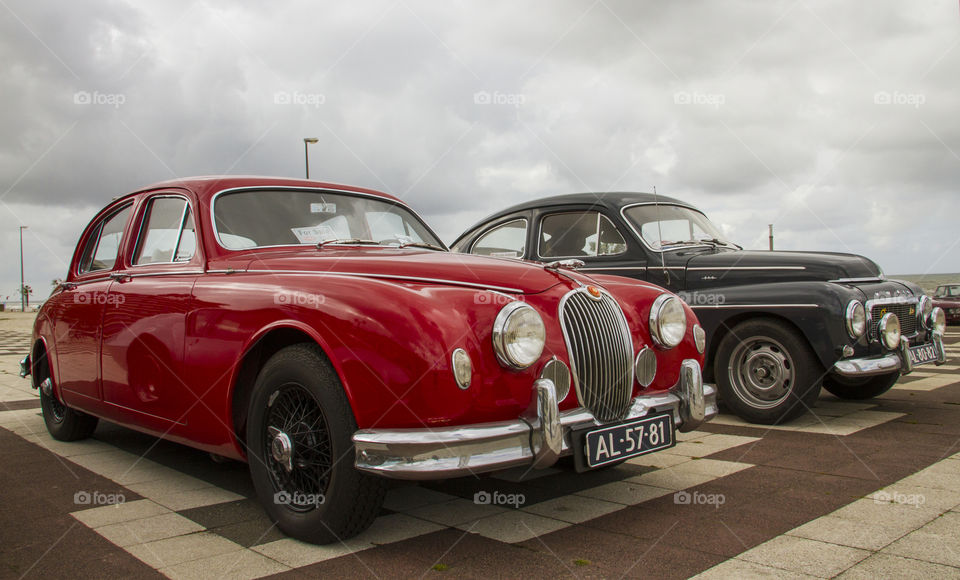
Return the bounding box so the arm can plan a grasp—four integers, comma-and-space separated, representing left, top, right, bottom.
134, 197, 195, 265
471, 219, 527, 258
539, 212, 626, 258
79, 205, 132, 273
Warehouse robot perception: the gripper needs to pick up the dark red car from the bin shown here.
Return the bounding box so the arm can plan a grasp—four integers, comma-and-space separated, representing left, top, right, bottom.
933, 284, 960, 324
20, 176, 713, 543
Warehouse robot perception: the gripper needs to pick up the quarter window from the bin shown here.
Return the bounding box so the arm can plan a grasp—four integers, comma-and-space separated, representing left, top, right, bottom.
539, 212, 626, 258
134, 197, 196, 265
471, 219, 527, 258
79, 205, 132, 273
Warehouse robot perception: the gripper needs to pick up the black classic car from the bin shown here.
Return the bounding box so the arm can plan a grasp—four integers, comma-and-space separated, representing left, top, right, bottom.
452, 192, 949, 424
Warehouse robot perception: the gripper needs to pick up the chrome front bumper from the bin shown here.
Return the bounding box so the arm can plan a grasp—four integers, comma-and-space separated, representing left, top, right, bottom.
832, 333, 947, 378
352, 359, 716, 480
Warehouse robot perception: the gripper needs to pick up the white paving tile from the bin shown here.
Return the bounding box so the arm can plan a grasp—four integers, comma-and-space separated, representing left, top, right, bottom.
125, 532, 244, 569
574, 481, 673, 506
522, 495, 623, 524
737, 536, 871, 578
161, 548, 290, 580
693, 559, 820, 579
96, 512, 206, 547
71, 499, 171, 528
455, 510, 569, 543
405, 498, 507, 527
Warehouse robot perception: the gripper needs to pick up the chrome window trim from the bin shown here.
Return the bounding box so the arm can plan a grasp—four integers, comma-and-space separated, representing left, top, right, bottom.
77, 202, 135, 276
468, 217, 528, 257
131, 194, 193, 268
535, 211, 628, 261
687, 266, 807, 271
209, 185, 446, 252
581, 266, 648, 271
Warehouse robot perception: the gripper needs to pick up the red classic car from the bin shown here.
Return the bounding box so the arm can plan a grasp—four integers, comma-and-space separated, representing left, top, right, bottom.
933, 284, 960, 324
20, 176, 714, 544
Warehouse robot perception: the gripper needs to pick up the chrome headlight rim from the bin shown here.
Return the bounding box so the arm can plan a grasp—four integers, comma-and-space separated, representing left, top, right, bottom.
451, 348, 472, 389
845, 300, 866, 340
649, 294, 687, 349
930, 306, 946, 335
919, 296, 933, 329
492, 301, 546, 370
877, 312, 901, 350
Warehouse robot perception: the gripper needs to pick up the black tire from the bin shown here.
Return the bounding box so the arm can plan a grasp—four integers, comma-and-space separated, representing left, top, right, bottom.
714, 318, 823, 425
246, 344, 386, 544
822, 373, 900, 400
39, 377, 98, 442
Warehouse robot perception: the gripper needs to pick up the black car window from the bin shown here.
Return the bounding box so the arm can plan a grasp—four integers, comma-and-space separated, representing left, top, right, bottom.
79, 204, 132, 273
539, 212, 626, 258
471, 219, 527, 258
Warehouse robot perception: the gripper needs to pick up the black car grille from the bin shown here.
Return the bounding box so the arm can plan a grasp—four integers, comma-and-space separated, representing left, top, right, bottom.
558, 289, 634, 422
870, 301, 918, 339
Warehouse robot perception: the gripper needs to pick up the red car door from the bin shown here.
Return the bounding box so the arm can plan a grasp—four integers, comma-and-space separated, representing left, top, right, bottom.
54, 203, 133, 405
99, 193, 203, 426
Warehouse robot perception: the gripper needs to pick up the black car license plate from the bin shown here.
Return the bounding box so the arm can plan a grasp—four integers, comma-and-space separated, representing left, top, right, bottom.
584, 414, 674, 468
908, 343, 938, 367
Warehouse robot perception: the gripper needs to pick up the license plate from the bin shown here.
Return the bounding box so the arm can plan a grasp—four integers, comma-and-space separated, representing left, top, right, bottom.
908, 343, 939, 367
584, 414, 674, 468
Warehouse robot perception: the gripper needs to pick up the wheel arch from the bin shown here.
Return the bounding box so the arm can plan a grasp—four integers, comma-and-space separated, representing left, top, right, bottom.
228, 322, 352, 454
705, 311, 816, 382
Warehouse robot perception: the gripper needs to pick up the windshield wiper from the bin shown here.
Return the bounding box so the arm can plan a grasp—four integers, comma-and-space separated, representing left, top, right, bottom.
397, 241, 446, 251
699, 238, 743, 250
659, 240, 707, 249
317, 238, 381, 248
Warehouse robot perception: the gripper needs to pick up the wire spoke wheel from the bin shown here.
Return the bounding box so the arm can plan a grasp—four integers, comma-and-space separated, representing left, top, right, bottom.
264, 384, 332, 513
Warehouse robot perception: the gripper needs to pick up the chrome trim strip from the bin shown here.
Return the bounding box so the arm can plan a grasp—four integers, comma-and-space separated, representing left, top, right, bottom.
227, 268, 526, 294
581, 266, 648, 271
468, 217, 528, 256
687, 266, 806, 271
690, 303, 818, 309
830, 276, 885, 284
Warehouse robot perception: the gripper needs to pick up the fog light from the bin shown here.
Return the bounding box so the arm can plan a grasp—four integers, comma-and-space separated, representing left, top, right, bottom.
930, 307, 946, 335
635, 347, 657, 387
878, 313, 901, 350
539, 358, 571, 402
451, 348, 472, 389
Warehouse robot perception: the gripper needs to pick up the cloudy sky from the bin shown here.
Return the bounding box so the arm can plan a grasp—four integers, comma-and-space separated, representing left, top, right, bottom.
2, 0, 959, 303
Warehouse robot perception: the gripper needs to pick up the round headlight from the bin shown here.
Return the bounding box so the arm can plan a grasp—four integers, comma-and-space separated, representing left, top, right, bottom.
931, 306, 946, 335
649, 294, 687, 349
919, 296, 934, 329
492, 302, 545, 369
845, 301, 866, 339
877, 312, 901, 350
451, 348, 472, 389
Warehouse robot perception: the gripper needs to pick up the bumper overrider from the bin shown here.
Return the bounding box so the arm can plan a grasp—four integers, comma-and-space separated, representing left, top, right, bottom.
833, 332, 947, 378
353, 359, 716, 480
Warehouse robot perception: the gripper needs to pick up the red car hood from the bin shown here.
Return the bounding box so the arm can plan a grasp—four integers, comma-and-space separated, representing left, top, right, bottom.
217, 248, 564, 294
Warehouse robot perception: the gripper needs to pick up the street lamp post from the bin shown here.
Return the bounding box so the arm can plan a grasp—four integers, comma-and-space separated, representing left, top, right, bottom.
303, 137, 318, 179
19, 225, 27, 312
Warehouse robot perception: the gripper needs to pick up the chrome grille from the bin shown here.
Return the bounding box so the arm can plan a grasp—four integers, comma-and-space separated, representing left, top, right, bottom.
869, 300, 918, 339
558, 288, 634, 422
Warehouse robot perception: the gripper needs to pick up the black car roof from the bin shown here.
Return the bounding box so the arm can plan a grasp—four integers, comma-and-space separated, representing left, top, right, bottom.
458, 192, 701, 242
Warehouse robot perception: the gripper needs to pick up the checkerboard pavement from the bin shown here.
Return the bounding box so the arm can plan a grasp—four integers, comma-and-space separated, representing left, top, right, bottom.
1, 330, 959, 578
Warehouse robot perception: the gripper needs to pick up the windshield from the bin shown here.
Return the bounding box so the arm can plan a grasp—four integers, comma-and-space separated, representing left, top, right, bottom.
213, 189, 443, 250
622, 204, 732, 250
935, 285, 960, 298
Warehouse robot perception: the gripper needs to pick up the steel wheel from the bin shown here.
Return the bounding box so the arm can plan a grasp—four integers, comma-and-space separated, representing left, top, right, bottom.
263, 385, 332, 512
727, 337, 795, 410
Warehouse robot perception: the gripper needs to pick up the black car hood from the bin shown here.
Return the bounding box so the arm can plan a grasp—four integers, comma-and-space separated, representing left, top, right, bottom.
682, 249, 882, 289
